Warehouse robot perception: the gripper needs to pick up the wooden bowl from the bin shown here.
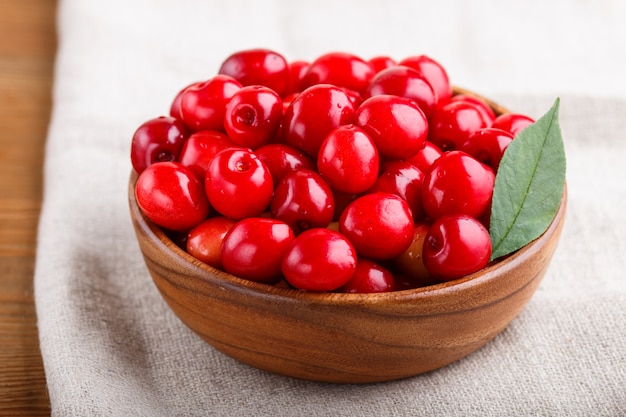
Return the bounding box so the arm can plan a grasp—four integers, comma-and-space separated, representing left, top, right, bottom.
128, 93, 567, 384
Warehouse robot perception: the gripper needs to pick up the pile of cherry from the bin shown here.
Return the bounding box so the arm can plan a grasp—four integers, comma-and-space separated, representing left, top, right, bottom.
131, 49, 534, 293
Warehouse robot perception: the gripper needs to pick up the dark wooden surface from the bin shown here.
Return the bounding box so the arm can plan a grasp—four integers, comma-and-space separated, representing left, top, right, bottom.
0, 0, 57, 414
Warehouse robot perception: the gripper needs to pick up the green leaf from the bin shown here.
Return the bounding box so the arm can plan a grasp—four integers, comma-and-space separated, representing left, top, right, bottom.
489, 98, 566, 260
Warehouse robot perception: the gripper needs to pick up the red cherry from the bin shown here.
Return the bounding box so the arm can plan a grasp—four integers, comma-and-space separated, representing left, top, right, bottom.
368, 55, 397, 73
369, 160, 425, 221
218, 48, 290, 97
178, 130, 236, 179
406, 140, 442, 174
460, 127, 514, 172
221, 217, 295, 283
428, 100, 492, 152
317, 124, 380, 194
169, 81, 198, 121
450, 94, 496, 124
135, 162, 210, 231
130, 116, 189, 174
492, 112, 535, 136
422, 150, 495, 220
339, 258, 395, 293
365, 65, 438, 119
285, 60, 310, 97
300, 52, 375, 95
205, 148, 273, 219
270, 169, 335, 234
339, 192, 414, 260
282, 84, 355, 157
186, 216, 236, 268
224, 85, 283, 149
282, 228, 357, 291
398, 55, 452, 104
423, 214, 491, 281
254, 143, 315, 185
131, 49, 515, 292
342, 88, 365, 108
178, 75, 242, 132
355, 94, 428, 160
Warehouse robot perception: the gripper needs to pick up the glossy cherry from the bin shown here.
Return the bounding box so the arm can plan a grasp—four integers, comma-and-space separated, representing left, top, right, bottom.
365, 65, 438, 119
342, 88, 364, 108
130, 116, 189, 174
368, 55, 396, 73
282, 84, 355, 157
131, 49, 526, 292
339, 192, 414, 260
224, 85, 283, 149
450, 94, 496, 125
339, 258, 395, 293
398, 55, 452, 104
317, 124, 380, 194
253, 143, 315, 185
492, 112, 535, 136
281, 228, 357, 291
428, 100, 492, 152
300, 52, 375, 95
220, 217, 295, 283
422, 214, 492, 281
369, 160, 425, 221
205, 148, 273, 219
355, 94, 428, 160
218, 48, 290, 97
186, 216, 236, 268
178, 130, 236, 179
178, 75, 242, 132
284, 60, 310, 97
406, 140, 442, 174
270, 169, 335, 234
169, 81, 197, 121
460, 127, 514, 172
135, 161, 210, 231
422, 150, 495, 220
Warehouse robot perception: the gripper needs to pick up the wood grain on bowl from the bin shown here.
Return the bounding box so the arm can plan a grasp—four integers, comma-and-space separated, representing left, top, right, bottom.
129, 167, 566, 383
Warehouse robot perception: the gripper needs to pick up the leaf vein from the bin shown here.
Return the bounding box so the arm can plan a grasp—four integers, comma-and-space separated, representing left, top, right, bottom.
491, 102, 558, 256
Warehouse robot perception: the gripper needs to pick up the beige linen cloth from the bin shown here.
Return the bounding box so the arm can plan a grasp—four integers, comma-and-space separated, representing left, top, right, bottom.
35, 0, 626, 415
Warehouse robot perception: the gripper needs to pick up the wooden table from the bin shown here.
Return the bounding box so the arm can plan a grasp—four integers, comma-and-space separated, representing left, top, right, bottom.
0, 0, 57, 414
